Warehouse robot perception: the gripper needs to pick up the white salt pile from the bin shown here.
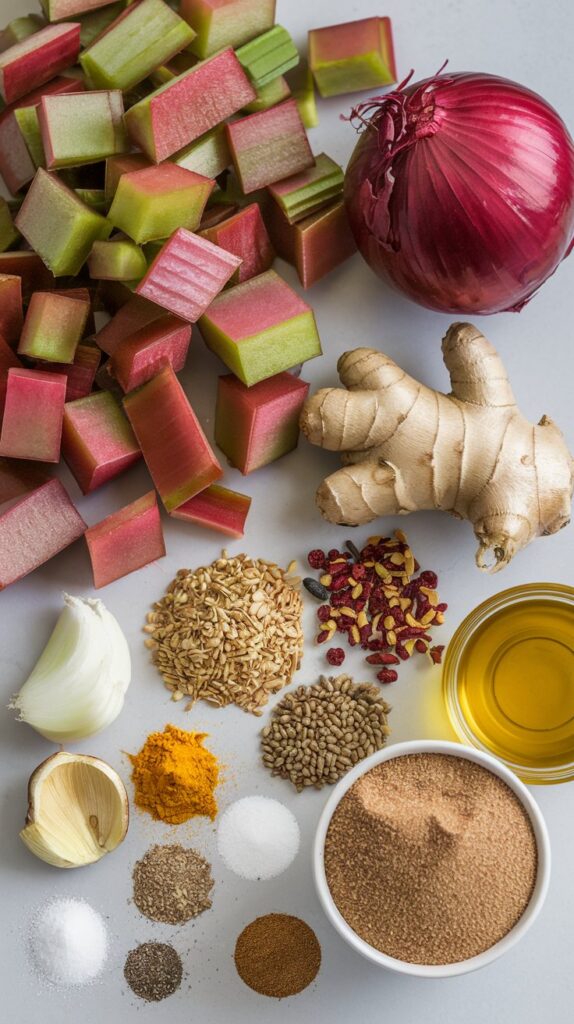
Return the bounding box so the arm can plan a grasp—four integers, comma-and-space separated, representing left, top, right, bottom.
29, 897, 109, 986
217, 795, 300, 880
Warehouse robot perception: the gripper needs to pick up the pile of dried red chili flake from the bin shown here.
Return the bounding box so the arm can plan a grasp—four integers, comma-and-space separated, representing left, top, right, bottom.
304, 530, 446, 683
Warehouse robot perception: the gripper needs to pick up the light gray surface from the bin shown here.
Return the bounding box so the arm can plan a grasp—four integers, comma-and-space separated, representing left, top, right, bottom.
1, 0, 573, 1021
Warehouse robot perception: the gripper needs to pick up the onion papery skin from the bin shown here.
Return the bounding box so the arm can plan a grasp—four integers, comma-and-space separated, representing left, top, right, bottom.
344, 71, 574, 314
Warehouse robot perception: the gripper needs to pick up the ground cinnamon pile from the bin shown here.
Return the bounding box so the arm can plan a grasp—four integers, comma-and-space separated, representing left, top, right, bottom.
324, 753, 537, 965
234, 913, 321, 997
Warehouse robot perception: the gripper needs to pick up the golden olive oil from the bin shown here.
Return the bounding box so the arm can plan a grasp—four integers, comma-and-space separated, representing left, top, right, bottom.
455, 596, 574, 773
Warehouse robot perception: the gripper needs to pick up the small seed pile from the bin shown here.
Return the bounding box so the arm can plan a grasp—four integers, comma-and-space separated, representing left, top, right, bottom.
234, 914, 321, 998
304, 531, 447, 683
124, 942, 182, 1002
145, 553, 303, 715
133, 844, 214, 925
261, 674, 391, 791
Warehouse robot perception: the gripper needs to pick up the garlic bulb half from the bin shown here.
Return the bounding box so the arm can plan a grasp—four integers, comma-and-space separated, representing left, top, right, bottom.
21, 751, 129, 868
11, 594, 131, 743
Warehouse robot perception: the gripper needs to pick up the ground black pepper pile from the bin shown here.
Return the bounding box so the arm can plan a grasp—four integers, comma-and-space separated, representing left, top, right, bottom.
132, 844, 214, 924
124, 942, 182, 1002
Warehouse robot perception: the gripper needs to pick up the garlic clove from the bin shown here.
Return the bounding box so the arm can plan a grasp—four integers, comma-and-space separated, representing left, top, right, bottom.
20, 751, 129, 869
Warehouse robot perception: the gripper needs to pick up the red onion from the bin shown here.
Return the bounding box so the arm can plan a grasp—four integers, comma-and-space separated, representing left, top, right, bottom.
344, 69, 574, 314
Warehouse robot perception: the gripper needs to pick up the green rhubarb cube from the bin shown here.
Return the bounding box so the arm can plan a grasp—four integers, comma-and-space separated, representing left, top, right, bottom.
39, 91, 127, 169
88, 238, 147, 281
80, 0, 196, 92
40, 0, 119, 18
15, 169, 112, 277
286, 58, 318, 128
309, 17, 397, 98
226, 98, 314, 194
244, 75, 290, 113
199, 269, 322, 385
0, 15, 46, 50
181, 0, 276, 59
14, 105, 45, 169
171, 125, 230, 180
0, 198, 20, 252
268, 152, 343, 223
75, 188, 108, 213
18, 291, 89, 363
236, 25, 299, 89
108, 163, 214, 244
77, 3, 125, 48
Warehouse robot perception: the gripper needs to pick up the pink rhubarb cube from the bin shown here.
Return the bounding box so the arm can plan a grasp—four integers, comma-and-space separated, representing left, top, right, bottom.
124, 47, 256, 162
266, 198, 356, 288
95, 294, 168, 356
215, 371, 309, 473
226, 99, 314, 193
0, 334, 22, 417
34, 343, 101, 402
123, 364, 222, 511
0, 252, 55, 300
0, 23, 81, 105
85, 490, 165, 588
201, 203, 274, 283
135, 228, 241, 322
62, 390, 141, 494
110, 314, 192, 392
171, 483, 251, 537
0, 367, 67, 462
0, 478, 86, 589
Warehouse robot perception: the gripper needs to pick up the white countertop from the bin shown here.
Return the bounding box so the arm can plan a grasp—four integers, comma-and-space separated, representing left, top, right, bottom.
1, 0, 573, 1021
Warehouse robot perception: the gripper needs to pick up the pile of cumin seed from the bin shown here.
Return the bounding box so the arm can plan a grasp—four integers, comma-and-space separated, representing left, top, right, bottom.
145, 553, 304, 715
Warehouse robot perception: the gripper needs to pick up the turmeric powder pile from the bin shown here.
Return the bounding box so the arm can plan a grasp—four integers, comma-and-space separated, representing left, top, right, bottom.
129, 724, 220, 824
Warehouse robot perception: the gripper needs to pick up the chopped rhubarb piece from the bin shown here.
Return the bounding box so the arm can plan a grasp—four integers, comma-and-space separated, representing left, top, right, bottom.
109, 315, 192, 391
215, 371, 309, 473
15, 169, 112, 277
78, 2, 125, 48
136, 228, 241, 321
75, 187, 108, 213
0, 274, 23, 345
80, 0, 196, 92
108, 164, 214, 244
268, 153, 344, 223
0, 367, 66, 462
236, 25, 298, 88
104, 152, 151, 203
95, 294, 167, 355
266, 197, 357, 288
244, 75, 290, 114
171, 125, 230, 180
0, 198, 20, 252
0, 334, 22, 416
200, 202, 239, 231
181, 0, 275, 59
85, 490, 165, 588
42, 0, 120, 19
0, 16, 46, 52
35, 342, 101, 401
125, 48, 256, 163
172, 483, 251, 537
226, 99, 314, 194
62, 390, 141, 493
123, 364, 222, 511
201, 203, 273, 283
0, 457, 50, 507
88, 238, 147, 281
0, 75, 81, 195
286, 58, 318, 128
0, 478, 86, 588
199, 269, 321, 385
39, 90, 127, 169
0, 23, 81, 105
308, 17, 397, 98
55, 285, 96, 334
18, 291, 90, 363
0, 253, 55, 302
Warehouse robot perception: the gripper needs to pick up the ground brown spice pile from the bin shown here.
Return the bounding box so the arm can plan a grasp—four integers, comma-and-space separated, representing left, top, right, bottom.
324, 753, 537, 965
261, 674, 391, 790
144, 554, 303, 714
124, 942, 182, 1002
132, 844, 214, 924
234, 913, 321, 997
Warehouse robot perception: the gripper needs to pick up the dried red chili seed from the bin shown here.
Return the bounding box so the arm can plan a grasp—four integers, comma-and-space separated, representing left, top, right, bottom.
377, 669, 398, 683
367, 653, 400, 665
317, 629, 330, 644
395, 644, 410, 661
392, 608, 405, 625
415, 639, 428, 653
326, 647, 345, 666
435, 603, 448, 613
307, 548, 326, 569
317, 604, 332, 623
429, 644, 445, 664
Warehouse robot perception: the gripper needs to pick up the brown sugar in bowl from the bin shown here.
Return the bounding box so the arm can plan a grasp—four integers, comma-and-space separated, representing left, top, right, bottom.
313, 740, 551, 978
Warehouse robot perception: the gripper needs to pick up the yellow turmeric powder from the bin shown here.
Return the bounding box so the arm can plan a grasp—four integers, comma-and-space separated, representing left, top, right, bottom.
130, 724, 219, 824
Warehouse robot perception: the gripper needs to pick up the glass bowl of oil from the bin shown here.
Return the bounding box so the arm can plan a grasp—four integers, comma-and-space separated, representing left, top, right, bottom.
443, 583, 574, 784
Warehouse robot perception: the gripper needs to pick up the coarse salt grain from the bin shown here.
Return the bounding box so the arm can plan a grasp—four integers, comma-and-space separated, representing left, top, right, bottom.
217, 796, 300, 880
29, 897, 108, 986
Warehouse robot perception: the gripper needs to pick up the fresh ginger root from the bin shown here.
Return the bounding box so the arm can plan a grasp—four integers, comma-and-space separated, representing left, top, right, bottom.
300, 323, 573, 571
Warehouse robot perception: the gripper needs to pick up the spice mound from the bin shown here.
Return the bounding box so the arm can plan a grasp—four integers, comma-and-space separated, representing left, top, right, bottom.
145, 554, 303, 715
234, 913, 321, 998
217, 796, 300, 880
129, 724, 219, 824
124, 942, 182, 1002
133, 844, 214, 924
324, 753, 538, 965
261, 674, 391, 791
29, 897, 108, 987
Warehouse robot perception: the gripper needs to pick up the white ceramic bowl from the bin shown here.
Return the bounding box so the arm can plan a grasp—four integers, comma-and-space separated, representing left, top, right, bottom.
313, 739, 551, 978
